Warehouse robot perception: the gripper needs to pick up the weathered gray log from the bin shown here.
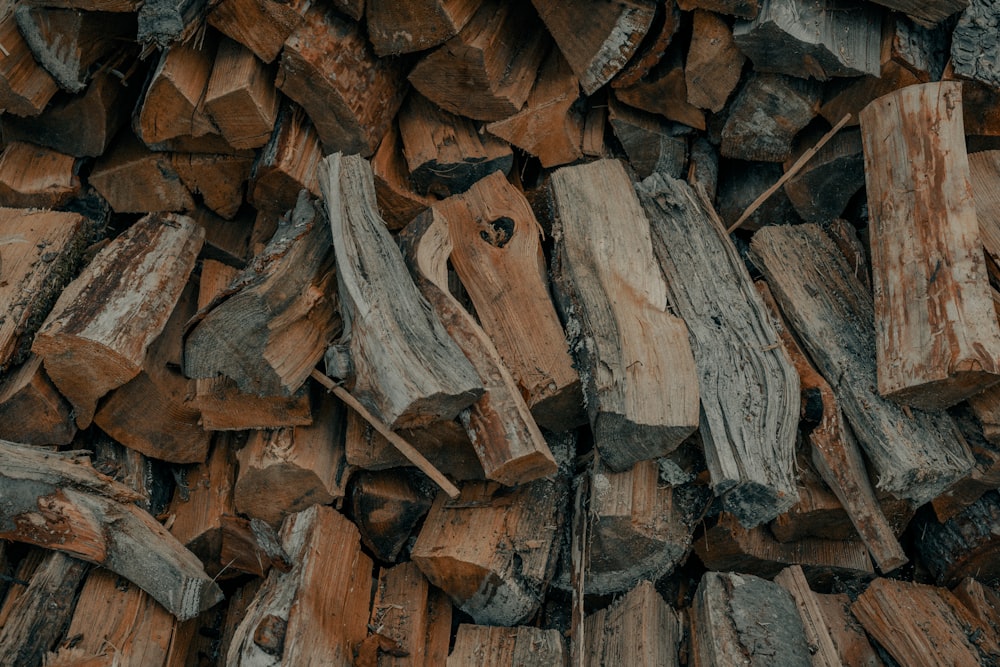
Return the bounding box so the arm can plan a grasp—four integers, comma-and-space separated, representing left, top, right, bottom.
318, 152, 483, 430
547, 159, 699, 471
950, 0, 1000, 88
639, 173, 799, 527
720, 72, 821, 162
750, 223, 975, 505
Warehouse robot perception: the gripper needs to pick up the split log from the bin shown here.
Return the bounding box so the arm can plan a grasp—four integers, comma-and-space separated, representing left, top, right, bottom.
247, 103, 322, 219
0, 355, 75, 445
732, 0, 882, 79
13, 5, 133, 93
952, 577, 1000, 638
851, 578, 1000, 665
914, 491, 1000, 587
361, 562, 449, 666
411, 475, 567, 625
868, 0, 967, 27
0, 550, 87, 666
89, 431, 173, 516
366, 0, 482, 56
613, 47, 705, 131
277, 3, 407, 156
583, 580, 682, 667
531, 0, 656, 95
206, 0, 308, 63
88, 132, 195, 213
770, 455, 860, 543
677, 0, 758, 18
32, 212, 203, 428
185, 191, 338, 397
931, 404, 1000, 521
486, 46, 584, 169
950, 0, 1000, 88
716, 160, 798, 231
399, 207, 557, 485
204, 37, 280, 151
750, 223, 975, 505
319, 152, 483, 429
685, 9, 746, 113
0, 141, 79, 208
781, 126, 864, 224
860, 81, 1000, 408
0, 206, 90, 372
398, 92, 513, 198
233, 391, 350, 527
690, 571, 813, 667
408, 0, 546, 121
348, 469, 434, 563
0, 15, 59, 117
371, 122, 433, 231
434, 170, 583, 431
173, 155, 252, 220
547, 159, 698, 470
639, 172, 799, 527
610, 0, 681, 88
448, 625, 565, 666
0, 441, 223, 619
607, 96, 688, 179
811, 593, 885, 667
226, 505, 372, 665
219, 514, 292, 578
721, 72, 821, 162
773, 566, 841, 667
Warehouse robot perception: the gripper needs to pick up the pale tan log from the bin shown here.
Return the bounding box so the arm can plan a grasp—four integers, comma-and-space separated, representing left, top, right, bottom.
773, 566, 842, 667
750, 224, 975, 505
852, 578, 1000, 665
412, 477, 567, 625
399, 207, 557, 485
0, 207, 89, 372
0, 15, 59, 116
0, 441, 223, 620
247, 103, 323, 218
486, 46, 584, 169
435, 170, 583, 431
233, 391, 349, 527
952, 577, 1000, 639
860, 81, 1000, 409
531, 0, 656, 95
0, 355, 75, 445
583, 580, 681, 667
226, 505, 372, 665
408, 0, 546, 122
448, 625, 565, 666
88, 132, 195, 213
32, 213, 203, 428
349, 469, 434, 563
366, 0, 483, 56
371, 122, 434, 231
685, 9, 745, 113
204, 37, 280, 151
277, 4, 407, 156
206, 0, 308, 63
690, 571, 813, 667
639, 173, 799, 527
0, 141, 79, 208
318, 152, 483, 430
549, 159, 698, 470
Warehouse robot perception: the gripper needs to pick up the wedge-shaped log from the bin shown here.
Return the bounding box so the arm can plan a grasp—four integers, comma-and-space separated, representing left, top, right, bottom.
583, 580, 682, 667
732, 0, 882, 80
0, 441, 223, 620
721, 72, 821, 162
277, 4, 407, 156
207, 0, 308, 63
185, 192, 338, 397
408, 0, 546, 121
436, 171, 583, 431
0, 356, 75, 445
226, 505, 372, 665
448, 625, 565, 666
548, 159, 698, 470
366, 0, 483, 56
400, 208, 557, 485
0, 142, 80, 209
32, 212, 203, 428
349, 469, 434, 563
248, 103, 323, 218
204, 38, 280, 151
861, 81, 1000, 409
531, 0, 656, 95
371, 122, 434, 231
750, 223, 975, 505
639, 173, 799, 527
412, 477, 567, 626
607, 96, 687, 180
319, 152, 482, 430
87, 132, 195, 213
782, 126, 864, 224
685, 9, 745, 113
0, 15, 59, 117
172, 154, 252, 221
613, 47, 706, 131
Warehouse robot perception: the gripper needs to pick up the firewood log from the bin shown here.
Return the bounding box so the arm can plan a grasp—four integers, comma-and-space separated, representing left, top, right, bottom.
371, 122, 433, 231
914, 491, 1000, 587
951, 0, 1000, 90
640, 173, 799, 527
684, 9, 746, 113
408, 0, 546, 121
0, 441, 223, 620
247, 103, 322, 219
137, 0, 208, 47
869, 0, 968, 27
607, 95, 687, 179
811, 593, 885, 666
0, 15, 59, 116
531, 0, 656, 95
721, 72, 821, 162
204, 37, 279, 151
32, 212, 203, 428
613, 47, 705, 130
206, 0, 308, 63
366, 0, 483, 56
779, 126, 864, 224
219, 514, 292, 578
750, 223, 976, 505
548, 159, 698, 470
860, 81, 1000, 408
171, 153, 252, 220
583, 580, 682, 667
88, 132, 195, 213
447, 625, 565, 666
319, 152, 483, 429
716, 160, 798, 231
0, 141, 79, 208
348, 469, 434, 564
611, 0, 682, 88
952, 577, 1000, 638
772, 566, 842, 667
972, 150, 1000, 274
677, 0, 758, 18
0, 356, 75, 445
930, 404, 1000, 521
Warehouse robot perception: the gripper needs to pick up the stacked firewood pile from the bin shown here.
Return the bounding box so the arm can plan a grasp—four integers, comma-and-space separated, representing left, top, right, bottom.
2, 0, 1000, 663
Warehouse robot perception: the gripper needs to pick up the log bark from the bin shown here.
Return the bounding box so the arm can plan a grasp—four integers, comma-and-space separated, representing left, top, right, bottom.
639, 173, 800, 527
204, 37, 280, 151
32, 212, 203, 428
348, 469, 434, 564
366, 0, 482, 56
860, 81, 1000, 408
950, 0, 1000, 88
399, 207, 557, 485
206, 0, 308, 63
319, 152, 483, 430
448, 625, 565, 666
137, 0, 209, 47
583, 580, 681, 667
750, 223, 975, 505
435, 170, 583, 432
548, 159, 699, 470
914, 491, 1000, 587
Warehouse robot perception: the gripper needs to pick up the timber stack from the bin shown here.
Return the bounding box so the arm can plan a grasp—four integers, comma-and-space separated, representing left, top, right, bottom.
2, 0, 1000, 664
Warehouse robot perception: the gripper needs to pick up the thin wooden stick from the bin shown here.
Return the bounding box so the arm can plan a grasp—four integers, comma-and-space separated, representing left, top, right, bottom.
728, 113, 852, 233
310, 368, 461, 499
